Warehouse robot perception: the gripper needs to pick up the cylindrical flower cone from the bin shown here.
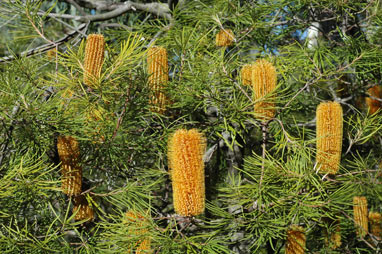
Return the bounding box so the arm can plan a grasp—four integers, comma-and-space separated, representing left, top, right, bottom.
241, 64, 253, 86
147, 46, 168, 114
73, 195, 94, 222
252, 59, 277, 122
83, 34, 105, 87
353, 196, 368, 237
316, 101, 343, 174
285, 225, 306, 254
124, 211, 151, 254
168, 129, 206, 216
369, 212, 381, 240
365, 85, 382, 114
57, 136, 82, 196
215, 29, 234, 47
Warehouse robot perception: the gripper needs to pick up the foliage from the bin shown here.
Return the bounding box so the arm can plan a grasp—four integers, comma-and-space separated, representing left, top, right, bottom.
0, 0, 382, 253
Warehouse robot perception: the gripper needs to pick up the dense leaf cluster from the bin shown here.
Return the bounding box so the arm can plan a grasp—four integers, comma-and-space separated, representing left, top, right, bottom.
0, 0, 381, 253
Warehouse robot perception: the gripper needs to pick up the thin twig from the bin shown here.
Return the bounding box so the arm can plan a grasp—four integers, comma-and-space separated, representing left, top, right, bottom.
48, 15, 88, 37
0, 23, 87, 63
37, 1, 172, 22
25, 10, 54, 44
259, 121, 268, 191
111, 87, 131, 140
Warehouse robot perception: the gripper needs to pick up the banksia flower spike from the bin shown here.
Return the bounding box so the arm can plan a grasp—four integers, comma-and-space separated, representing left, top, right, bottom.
83, 34, 105, 87
252, 59, 277, 122
365, 85, 382, 114
215, 29, 234, 47
57, 136, 82, 196
316, 101, 343, 174
73, 195, 94, 222
168, 129, 206, 216
241, 64, 253, 86
285, 225, 306, 254
353, 196, 368, 237
369, 212, 381, 239
147, 46, 168, 114
125, 211, 151, 254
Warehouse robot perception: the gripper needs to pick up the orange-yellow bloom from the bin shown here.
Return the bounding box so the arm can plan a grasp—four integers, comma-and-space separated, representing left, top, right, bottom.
365, 85, 382, 114
147, 46, 168, 114
369, 212, 382, 240
316, 101, 343, 174
252, 59, 277, 121
73, 195, 94, 222
285, 225, 306, 254
353, 196, 368, 237
168, 129, 206, 216
47, 48, 57, 61
83, 34, 105, 87
215, 29, 234, 47
57, 136, 82, 196
124, 211, 151, 254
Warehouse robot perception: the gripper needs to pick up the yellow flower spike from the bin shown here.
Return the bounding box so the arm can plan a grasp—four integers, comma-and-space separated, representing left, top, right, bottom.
147, 46, 168, 114
241, 64, 253, 86
369, 212, 381, 239
285, 225, 306, 254
168, 129, 206, 216
124, 211, 151, 254
252, 59, 277, 122
316, 101, 343, 174
57, 136, 82, 196
73, 194, 94, 222
215, 29, 234, 47
365, 85, 382, 114
353, 196, 368, 237
83, 34, 105, 87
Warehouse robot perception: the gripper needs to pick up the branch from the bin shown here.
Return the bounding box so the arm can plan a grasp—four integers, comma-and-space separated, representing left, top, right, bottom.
42, 1, 172, 22
0, 23, 86, 63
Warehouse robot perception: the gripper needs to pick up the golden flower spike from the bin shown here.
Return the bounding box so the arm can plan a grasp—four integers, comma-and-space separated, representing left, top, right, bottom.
252, 59, 277, 122
365, 85, 382, 114
73, 194, 94, 222
83, 34, 105, 87
147, 46, 168, 114
168, 129, 206, 216
353, 196, 368, 237
215, 29, 234, 47
286, 225, 306, 254
125, 211, 151, 254
316, 101, 343, 174
369, 212, 382, 240
57, 136, 82, 196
